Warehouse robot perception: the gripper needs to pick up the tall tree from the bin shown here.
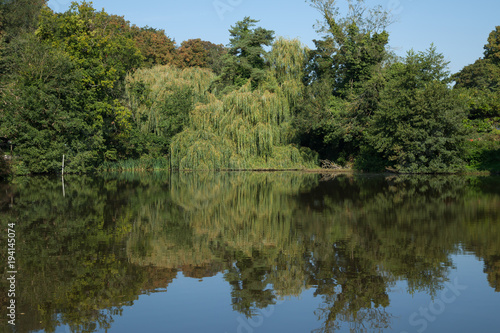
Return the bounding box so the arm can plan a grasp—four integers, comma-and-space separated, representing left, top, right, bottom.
295, 0, 392, 164
307, 0, 391, 97
0, 0, 47, 80
2, 1, 145, 173
200, 40, 227, 75
214, 17, 274, 93
1, 34, 89, 173
125, 65, 215, 157
170, 38, 317, 170
452, 27, 500, 172
454, 26, 500, 92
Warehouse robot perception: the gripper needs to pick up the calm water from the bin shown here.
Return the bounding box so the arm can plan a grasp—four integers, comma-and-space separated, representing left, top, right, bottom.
1, 172, 499, 333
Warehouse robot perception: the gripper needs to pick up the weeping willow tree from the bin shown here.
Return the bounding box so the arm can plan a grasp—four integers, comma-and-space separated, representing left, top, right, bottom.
170, 38, 319, 170
124, 65, 216, 155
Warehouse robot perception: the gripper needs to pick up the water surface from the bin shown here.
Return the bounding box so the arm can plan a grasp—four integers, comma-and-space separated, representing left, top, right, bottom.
1, 172, 499, 332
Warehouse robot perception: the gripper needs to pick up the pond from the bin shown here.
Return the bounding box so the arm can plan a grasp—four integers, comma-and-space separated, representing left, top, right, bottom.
1, 172, 499, 333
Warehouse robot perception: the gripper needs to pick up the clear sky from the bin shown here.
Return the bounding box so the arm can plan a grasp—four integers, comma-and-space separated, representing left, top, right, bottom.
46, 0, 500, 74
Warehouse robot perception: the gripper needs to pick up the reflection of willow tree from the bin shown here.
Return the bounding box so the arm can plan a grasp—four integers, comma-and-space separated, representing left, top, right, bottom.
0, 176, 147, 333
126, 172, 321, 316
3, 172, 498, 332
167, 172, 320, 311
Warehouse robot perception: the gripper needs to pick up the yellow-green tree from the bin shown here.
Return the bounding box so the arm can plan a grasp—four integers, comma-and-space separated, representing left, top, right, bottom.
125, 65, 215, 156
170, 37, 318, 170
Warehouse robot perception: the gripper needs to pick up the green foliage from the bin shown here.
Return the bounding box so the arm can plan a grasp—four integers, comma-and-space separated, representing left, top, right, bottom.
452, 26, 500, 173
293, 80, 343, 160
125, 65, 216, 157
453, 26, 500, 120
0, 0, 47, 83
367, 47, 468, 173
307, 0, 391, 97
1, 2, 150, 173
326, 65, 388, 162
1, 2, 497, 174
459, 87, 500, 119
463, 118, 498, 133
0, 154, 10, 179
0, 33, 97, 173
0, 0, 46, 39
214, 17, 275, 92
36, 2, 144, 95
171, 38, 318, 170
353, 145, 387, 172
296, 0, 392, 163
201, 40, 227, 75
453, 58, 500, 92
464, 138, 500, 172
102, 155, 170, 171
484, 26, 500, 63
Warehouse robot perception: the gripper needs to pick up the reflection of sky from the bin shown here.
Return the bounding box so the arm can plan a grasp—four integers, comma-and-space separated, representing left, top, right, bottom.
41, 254, 500, 333
107, 273, 321, 333
388, 254, 497, 333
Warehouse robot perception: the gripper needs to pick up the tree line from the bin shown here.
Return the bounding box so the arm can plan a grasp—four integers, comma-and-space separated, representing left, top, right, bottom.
0, 0, 499, 176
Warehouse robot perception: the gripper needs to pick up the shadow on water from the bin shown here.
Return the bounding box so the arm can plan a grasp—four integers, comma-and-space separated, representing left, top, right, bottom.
0, 172, 499, 332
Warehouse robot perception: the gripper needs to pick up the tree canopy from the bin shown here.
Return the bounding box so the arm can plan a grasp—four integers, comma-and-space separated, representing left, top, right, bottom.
214, 17, 275, 93
1, 1, 499, 175
367, 47, 467, 173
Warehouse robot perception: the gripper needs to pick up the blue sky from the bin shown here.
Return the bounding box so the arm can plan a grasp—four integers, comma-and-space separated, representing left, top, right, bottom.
47, 0, 500, 74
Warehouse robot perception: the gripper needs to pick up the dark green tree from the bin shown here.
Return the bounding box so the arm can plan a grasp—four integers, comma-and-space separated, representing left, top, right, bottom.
0, 0, 46, 40
452, 27, 500, 172
201, 40, 227, 75
34, 2, 143, 168
453, 26, 500, 120
367, 47, 467, 173
454, 58, 500, 92
214, 17, 274, 92
1, 2, 149, 174
0, 34, 91, 173
295, 0, 392, 164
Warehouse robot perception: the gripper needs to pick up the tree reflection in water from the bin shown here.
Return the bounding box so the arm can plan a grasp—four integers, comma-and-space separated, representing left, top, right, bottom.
0, 173, 499, 332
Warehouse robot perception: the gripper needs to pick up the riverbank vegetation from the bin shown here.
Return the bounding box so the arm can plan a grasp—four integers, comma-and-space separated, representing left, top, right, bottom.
1, 0, 499, 177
